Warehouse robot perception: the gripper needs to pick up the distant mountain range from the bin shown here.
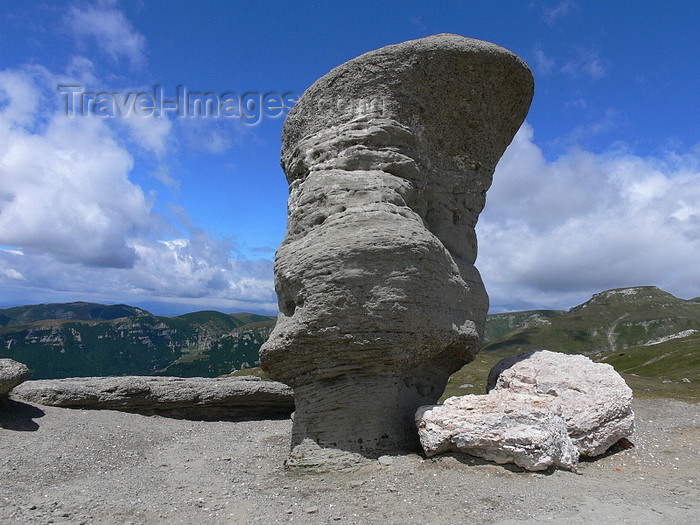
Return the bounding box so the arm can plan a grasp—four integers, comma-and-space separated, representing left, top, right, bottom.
0, 302, 275, 379
1, 287, 698, 402
483, 286, 700, 355
470, 286, 699, 402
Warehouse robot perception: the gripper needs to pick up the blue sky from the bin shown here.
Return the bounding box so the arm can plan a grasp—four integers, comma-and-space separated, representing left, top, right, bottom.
0, 0, 698, 315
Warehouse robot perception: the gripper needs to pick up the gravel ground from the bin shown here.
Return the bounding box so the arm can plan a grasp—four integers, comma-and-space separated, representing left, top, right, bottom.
1, 397, 698, 524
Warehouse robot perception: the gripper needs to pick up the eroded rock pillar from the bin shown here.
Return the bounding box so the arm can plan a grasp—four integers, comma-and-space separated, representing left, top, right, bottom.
260, 34, 534, 466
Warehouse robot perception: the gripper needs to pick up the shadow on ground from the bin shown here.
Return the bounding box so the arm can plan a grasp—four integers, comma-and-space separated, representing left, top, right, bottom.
0, 398, 45, 431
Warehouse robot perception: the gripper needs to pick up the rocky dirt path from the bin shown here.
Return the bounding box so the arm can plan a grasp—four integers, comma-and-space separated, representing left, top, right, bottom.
1, 398, 698, 524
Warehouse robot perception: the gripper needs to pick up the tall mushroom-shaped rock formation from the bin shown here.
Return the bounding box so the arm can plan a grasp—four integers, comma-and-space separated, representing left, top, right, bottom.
260, 34, 534, 463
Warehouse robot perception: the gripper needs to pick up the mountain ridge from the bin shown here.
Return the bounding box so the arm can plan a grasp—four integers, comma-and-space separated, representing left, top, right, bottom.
0, 305, 276, 380
2, 286, 698, 402
483, 285, 700, 355
462, 285, 700, 402
0, 302, 149, 326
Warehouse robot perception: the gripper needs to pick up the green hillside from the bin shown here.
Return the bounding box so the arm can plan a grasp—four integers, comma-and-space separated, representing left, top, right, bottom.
470, 286, 700, 402
0, 302, 147, 326
483, 309, 564, 343
2, 286, 698, 402
594, 331, 700, 401
176, 310, 247, 331
483, 286, 700, 356
156, 320, 274, 377
0, 304, 276, 380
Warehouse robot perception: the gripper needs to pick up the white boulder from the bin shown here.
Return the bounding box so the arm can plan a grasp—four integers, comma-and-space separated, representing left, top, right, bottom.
488, 350, 634, 456
416, 390, 579, 471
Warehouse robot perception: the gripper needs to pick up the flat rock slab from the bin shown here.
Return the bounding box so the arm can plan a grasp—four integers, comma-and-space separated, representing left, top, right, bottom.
10, 375, 294, 420
0, 359, 29, 397
416, 390, 579, 471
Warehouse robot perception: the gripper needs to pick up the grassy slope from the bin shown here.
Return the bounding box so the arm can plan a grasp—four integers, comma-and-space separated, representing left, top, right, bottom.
3, 288, 698, 402
460, 286, 700, 403
594, 332, 700, 402
483, 310, 564, 343
482, 286, 700, 355
158, 318, 275, 377
196, 286, 700, 403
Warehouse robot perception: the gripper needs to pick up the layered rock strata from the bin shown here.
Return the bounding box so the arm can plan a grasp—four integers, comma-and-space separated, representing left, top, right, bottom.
260, 34, 534, 462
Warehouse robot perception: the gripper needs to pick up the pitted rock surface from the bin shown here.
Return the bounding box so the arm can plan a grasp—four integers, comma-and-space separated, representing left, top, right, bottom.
488, 350, 635, 456
260, 34, 533, 463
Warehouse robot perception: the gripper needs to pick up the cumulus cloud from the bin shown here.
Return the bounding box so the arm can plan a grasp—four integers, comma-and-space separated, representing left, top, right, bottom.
65, 0, 146, 68
0, 1, 277, 314
0, 68, 152, 268
0, 63, 276, 311
478, 123, 700, 311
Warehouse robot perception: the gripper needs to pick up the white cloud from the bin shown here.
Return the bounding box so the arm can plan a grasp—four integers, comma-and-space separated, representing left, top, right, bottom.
561, 47, 607, 80
0, 1, 276, 315
117, 109, 173, 158
0, 69, 38, 126
0, 64, 275, 309
1, 267, 25, 280
65, 0, 146, 68
542, 0, 578, 24
0, 68, 152, 268
478, 123, 700, 311
57, 53, 176, 175
532, 45, 555, 75
0, 233, 276, 313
